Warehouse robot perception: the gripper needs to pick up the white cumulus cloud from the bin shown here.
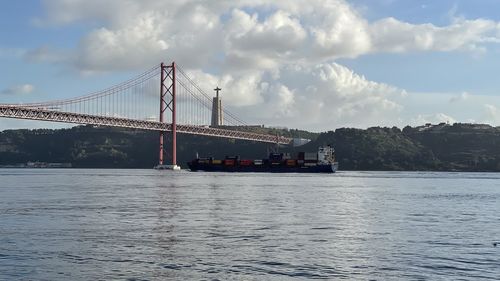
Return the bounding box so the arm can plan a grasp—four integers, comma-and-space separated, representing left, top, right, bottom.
483, 104, 500, 124
35, 0, 500, 73
410, 113, 457, 126
370, 17, 497, 54
449, 92, 470, 103
1, 84, 35, 95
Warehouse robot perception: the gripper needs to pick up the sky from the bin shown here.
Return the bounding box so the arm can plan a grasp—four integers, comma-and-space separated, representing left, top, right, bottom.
2, 0, 500, 132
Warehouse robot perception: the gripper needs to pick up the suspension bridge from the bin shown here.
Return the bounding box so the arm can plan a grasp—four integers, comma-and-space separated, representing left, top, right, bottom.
0, 62, 293, 169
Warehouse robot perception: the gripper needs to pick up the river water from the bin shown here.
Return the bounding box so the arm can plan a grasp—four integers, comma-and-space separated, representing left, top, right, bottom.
0, 169, 499, 280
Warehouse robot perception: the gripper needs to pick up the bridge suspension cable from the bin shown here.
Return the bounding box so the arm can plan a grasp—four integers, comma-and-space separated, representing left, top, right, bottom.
176, 66, 248, 126
10, 65, 162, 122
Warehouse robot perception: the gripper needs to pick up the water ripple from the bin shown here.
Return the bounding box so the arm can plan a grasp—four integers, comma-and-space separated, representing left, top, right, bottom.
1, 169, 499, 280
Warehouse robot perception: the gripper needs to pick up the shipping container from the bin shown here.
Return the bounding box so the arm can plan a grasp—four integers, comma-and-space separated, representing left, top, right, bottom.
254, 159, 263, 165
211, 159, 222, 164
298, 152, 305, 160
224, 159, 235, 166
269, 153, 283, 161
304, 152, 318, 160
240, 160, 252, 166
297, 160, 304, 165
304, 162, 317, 167
286, 159, 296, 166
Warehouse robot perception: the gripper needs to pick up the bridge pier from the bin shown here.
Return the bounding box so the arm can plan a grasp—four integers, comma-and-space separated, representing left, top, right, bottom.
171, 61, 178, 170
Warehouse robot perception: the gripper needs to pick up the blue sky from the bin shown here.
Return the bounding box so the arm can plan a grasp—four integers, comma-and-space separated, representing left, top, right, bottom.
2, 0, 500, 131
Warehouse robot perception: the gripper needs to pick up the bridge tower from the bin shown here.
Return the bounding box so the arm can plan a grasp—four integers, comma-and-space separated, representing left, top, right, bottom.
211, 86, 223, 127
157, 62, 180, 170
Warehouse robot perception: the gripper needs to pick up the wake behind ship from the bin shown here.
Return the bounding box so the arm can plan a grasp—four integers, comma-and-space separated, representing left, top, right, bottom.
188, 146, 339, 173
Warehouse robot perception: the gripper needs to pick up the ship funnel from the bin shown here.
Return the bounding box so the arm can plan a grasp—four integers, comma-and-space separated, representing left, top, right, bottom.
292, 138, 311, 147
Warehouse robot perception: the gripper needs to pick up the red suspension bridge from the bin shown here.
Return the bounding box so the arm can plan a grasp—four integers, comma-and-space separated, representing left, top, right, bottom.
0, 62, 293, 168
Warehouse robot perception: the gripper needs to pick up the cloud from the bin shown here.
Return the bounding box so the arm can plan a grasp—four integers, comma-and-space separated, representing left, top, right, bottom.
74, 13, 169, 72
1, 84, 35, 95
183, 62, 406, 130
33, 0, 500, 73
24, 46, 68, 63
183, 68, 266, 107
483, 104, 500, 124
410, 113, 456, 125
166, 60, 406, 130
301, 0, 371, 59
370, 17, 497, 54
226, 9, 307, 53
449, 91, 469, 103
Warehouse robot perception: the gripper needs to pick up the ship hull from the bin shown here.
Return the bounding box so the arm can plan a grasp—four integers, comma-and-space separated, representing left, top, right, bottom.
188, 162, 338, 173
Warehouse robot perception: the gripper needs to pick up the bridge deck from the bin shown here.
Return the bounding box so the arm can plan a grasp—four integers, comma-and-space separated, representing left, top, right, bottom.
0, 105, 292, 144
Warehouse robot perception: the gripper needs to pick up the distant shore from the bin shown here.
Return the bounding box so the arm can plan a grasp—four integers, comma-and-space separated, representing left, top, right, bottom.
1, 123, 500, 171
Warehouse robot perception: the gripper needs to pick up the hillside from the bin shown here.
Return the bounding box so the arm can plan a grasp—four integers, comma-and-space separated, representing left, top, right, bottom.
0, 123, 499, 171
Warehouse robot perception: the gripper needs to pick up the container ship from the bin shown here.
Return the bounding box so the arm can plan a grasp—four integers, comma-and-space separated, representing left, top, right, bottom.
187, 146, 339, 173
